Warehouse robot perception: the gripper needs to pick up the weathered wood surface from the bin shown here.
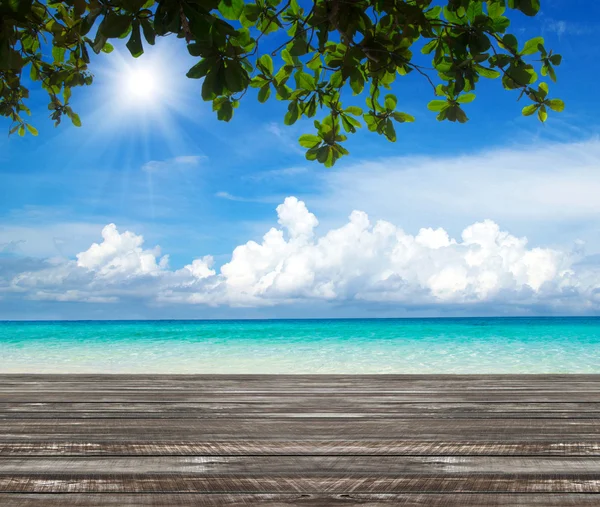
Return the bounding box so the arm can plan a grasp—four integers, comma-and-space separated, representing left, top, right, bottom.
4, 494, 600, 506
2, 376, 600, 505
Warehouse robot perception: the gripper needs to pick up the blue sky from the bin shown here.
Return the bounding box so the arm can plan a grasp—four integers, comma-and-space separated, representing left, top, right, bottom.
2, 0, 600, 319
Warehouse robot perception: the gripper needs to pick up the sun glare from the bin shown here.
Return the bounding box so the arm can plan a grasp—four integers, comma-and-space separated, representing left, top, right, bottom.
118, 61, 164, 106
124, 67, 158, 102
91, 42, 198, 142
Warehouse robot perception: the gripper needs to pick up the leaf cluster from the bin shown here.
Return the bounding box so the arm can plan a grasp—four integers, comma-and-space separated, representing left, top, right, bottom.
1, 0, 562, 164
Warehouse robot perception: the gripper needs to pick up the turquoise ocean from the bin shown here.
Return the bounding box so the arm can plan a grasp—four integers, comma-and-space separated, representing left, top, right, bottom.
1, 318, 600, 373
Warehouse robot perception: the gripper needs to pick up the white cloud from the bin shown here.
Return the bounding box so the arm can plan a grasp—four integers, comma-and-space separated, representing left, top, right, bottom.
183, 256, 215, 279
214, 191, 278, 203
141, 155, 205, 173
0, 222, 109, 258
310, 139, 600, 251
76, 223, 169, 278
215, 191, 283, 204
543, 19, 592, 37
246, 166, 309, 181
7, 197, 600, 313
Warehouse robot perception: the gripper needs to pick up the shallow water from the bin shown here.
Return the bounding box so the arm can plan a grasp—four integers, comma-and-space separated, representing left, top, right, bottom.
1, 318, 600, 373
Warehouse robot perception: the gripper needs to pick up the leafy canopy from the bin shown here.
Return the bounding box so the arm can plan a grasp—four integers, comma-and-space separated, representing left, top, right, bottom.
1, 0, 563, 165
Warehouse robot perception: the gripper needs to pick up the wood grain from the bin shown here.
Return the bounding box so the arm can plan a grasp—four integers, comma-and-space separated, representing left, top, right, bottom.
2, 375, 600, 505
3, 493, 600, 506
3, 440, 600, 456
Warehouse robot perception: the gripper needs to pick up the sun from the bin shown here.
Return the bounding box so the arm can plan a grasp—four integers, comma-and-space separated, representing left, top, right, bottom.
119, 61, 162, 105
89, 41, 197, 139
123, 67, 158, 102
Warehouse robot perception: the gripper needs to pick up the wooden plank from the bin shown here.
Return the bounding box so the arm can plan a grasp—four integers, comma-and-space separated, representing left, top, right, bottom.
3, 401, 600, 419
3, 375, 600, 505
3, 456, 600, 474
3, 375, 600, 392
6, 392, 600, 402
3, 440, 600, 456
3, 493, 600, 506
3, 418, 600, 440
4, 401, 600, 412
3, 474, 600, 493
7, 411, 600, 419
5, 382, 600, 395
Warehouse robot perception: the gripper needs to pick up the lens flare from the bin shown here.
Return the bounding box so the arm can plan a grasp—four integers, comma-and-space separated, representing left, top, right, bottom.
80, 41, 201, 152
123, 66, 159, 103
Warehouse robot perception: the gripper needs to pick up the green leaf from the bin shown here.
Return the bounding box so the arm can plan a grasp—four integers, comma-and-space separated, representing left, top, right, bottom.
492, 16, 510, 33
187, 59, 211, 79
521, 37, 544, 56
295, 71, 315, 90
140, 18, 156, 45
284, 101, 299, 125
427, 100, 447, 112
384, 119, 396, 142
488, 2, 506, 18
547, 99, 564, 112
522, 104, 538, 116
549, 54, 562, 65
516, 0, 541, 16
538, 82, 549, 98
218, 0, 244, 20
501, 34, 518, 51
457, 93, 475, 104
504, 65, 537, 89
100, 12, 132, 38
344, 106, 362, 116
224, 63, 248, 93
52, 46, 65, 63
392, 112, 415, 123
330, 71, 343, 88
26, 124, 38, 136
421, 39, 438, 55
217, 100, 234, 121
258, 83, 270, 103
341, 116, 356, 133
455, 107, 468, 123
289, 38, 309, 56
70, 112, 82, 127
538, 105, 548, 122
202, 70, 221, 101
476, 65, 501, 79
281, 49, 294, 66
126, 20, 143, 58
306, 55, 321, 71
316, 145, 329, 163
349, 69, 364, 95
298, 134, 321, 149
276, 85, 292, 100
305, 147, 320, 161
258, 54, 274, 75
122, 0, 147, 12
384, 94, 397, 110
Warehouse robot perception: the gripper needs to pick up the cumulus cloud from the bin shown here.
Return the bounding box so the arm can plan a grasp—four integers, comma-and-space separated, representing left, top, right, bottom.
311, 140, 600, 253
7, 197, 600, 313
76, 223, 169, 277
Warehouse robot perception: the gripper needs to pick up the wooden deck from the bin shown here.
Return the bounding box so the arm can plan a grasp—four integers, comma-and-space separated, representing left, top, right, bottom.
2, 375, 600, 505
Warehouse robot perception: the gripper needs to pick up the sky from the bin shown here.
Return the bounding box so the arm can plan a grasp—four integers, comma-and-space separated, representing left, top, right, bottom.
2, 0, 600, 320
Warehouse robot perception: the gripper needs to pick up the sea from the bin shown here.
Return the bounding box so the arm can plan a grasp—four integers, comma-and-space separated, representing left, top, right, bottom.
1, 317, 600, 374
